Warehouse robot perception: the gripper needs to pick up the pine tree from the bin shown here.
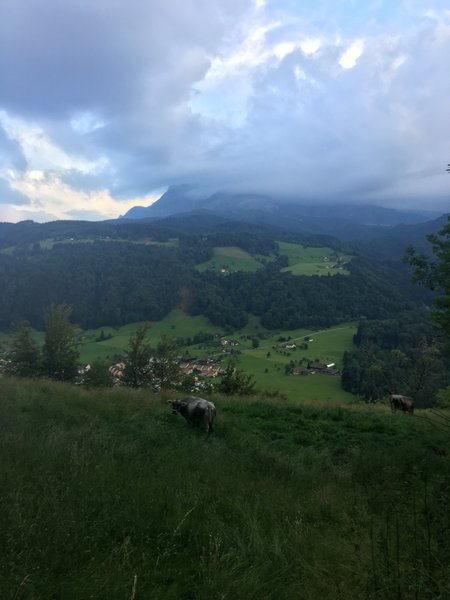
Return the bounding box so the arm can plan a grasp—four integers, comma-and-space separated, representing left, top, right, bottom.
149, 335, 180, 391
405, 216, 450, 343
6, 320, 41, 378
83, 358, 113, 389
42, 304, 79, 381
216, 361, 256, 396
122, 324, 152, 388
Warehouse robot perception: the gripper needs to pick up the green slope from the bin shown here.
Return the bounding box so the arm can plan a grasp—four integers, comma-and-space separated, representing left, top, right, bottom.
1, 378, 448, 599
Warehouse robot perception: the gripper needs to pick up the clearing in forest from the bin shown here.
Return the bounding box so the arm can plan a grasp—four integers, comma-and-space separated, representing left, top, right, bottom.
196, 246, 263, 273
277, 241, 352, 276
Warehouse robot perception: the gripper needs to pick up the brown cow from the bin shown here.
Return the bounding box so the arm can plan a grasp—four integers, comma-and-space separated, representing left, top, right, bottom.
390, 394, 414, 415
169, 396, 216, 432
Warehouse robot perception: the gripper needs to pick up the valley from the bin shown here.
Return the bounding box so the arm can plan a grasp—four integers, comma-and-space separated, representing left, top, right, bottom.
0, 209, 449, 600
0, 213, 447, 406
0, 309, 357, 402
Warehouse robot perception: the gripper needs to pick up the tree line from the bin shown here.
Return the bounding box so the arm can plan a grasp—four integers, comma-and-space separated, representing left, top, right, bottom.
342, 214, 450, 407
341, 310, 449, 406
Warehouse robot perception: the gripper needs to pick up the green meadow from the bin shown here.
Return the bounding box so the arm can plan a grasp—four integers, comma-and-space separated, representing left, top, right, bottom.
1, 312, 357, 402
1, 377, 448, 599
236, 324, 357, 402
76, 309, 224, 363
195, 242, 352, 277
278, 241, 352, 276
0, 237, 179, 254
196, 246, 264, 273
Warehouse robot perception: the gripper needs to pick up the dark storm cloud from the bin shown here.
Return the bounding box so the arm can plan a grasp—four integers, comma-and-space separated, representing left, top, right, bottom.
0, 0, 249, 118
0, 179, 30, 206
187, 23, 450, 208
0, 0, 449, 220
0, 123, 26, 172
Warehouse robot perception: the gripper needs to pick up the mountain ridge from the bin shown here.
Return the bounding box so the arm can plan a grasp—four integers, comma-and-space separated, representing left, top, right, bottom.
120, 186, 441, 232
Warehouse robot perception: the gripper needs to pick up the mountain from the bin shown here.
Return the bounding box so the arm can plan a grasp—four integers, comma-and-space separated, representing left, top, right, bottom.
121, 184, 201, 220
120, 187, 441, 239
356, 213, 450, 259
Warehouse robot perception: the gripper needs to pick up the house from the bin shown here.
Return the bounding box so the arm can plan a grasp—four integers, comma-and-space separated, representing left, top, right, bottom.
181, 360, 222, 378
0, 357, 11, 374
109, 362, 125, 379
285, 343, 296, 350
309, 361, 327, 371
178, 354, 194, 363
308, 361, 339, 375
292, 368, 307, 376
221, 338, 238, 346
193, 364, 221, 378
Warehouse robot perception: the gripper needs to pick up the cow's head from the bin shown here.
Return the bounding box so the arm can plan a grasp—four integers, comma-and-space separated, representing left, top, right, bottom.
168, 399, 187, 415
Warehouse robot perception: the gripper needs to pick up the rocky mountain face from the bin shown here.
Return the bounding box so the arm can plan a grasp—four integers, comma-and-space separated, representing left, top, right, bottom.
120, 185, 443, 240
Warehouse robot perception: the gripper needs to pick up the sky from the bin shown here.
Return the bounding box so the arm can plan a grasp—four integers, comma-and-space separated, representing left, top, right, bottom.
0, 0, 449, 222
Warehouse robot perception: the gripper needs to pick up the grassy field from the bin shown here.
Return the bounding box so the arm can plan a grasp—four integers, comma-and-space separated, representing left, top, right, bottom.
1, 377, 449, 599
187, 322, 357, 402
196, 246, 264, 273
278, 241, 351, 276
195, 242, 352, 277
0, 237, 179, 254
1, 313, 357, 402
239, 325, 356, 402
76, 309, 224, 363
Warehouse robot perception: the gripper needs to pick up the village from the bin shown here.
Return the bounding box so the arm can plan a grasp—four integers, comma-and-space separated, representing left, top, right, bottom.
103, 333, 340, 388
0, 332, 340, 389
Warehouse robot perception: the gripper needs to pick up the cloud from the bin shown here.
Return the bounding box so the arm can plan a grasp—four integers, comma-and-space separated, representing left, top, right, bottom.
0, 111, 108, 175
0, 0, 449, 221
0, 178, 30, 207
3, 169, 158, 220
339, 40, 365, 69
191, 17, 450, 206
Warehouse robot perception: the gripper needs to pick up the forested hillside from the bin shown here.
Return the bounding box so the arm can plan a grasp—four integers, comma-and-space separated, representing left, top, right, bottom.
0, 225, 428, 331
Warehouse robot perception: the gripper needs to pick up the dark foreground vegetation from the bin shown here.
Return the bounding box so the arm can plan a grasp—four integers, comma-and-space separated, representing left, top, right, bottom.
342, 310, 450, 406
1, 377, 449, 599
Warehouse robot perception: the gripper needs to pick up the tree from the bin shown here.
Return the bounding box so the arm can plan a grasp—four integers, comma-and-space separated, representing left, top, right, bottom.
405, 216, 450, 343
180, 372, 196, 393
83, 358, 113, 389
6, 320, 41, 378
42, 304, 79, 381
216, 361, 256, 396
122, 324, 152, 388
148, 335, 181, 391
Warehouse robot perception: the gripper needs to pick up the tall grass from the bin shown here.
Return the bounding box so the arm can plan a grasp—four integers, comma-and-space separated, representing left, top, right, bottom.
1, 377, 449, 599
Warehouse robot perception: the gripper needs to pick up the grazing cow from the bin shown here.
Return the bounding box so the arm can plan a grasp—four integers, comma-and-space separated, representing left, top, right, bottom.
169, 396, 216, 432
390, 394, 414, 415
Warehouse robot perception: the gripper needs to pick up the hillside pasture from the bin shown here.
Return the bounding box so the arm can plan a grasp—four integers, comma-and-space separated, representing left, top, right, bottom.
196, 246, 263, 273
77, 309, 224, 363
0, 237, 179, 254
277, 241, 352, 276
236, 324, 357, 402
1, 377, 448, 599
173, 321, 357, 403
238, 352, 355, 402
